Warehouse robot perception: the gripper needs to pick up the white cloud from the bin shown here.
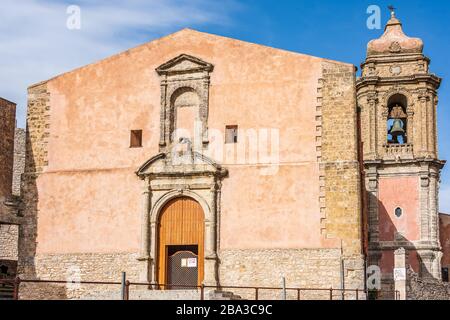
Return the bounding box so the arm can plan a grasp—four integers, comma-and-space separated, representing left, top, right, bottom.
0, 0, 238, 127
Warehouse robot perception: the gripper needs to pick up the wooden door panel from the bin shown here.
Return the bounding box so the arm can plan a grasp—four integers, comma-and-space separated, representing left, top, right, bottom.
157, 197, 204, 287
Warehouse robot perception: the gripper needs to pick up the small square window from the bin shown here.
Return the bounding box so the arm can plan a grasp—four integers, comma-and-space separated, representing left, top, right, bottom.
130, 130, 142, 148
225, 125, 238, 144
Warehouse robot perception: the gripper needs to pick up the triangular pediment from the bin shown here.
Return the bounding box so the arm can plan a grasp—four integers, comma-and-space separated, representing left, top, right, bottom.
156, 54, 214, 75
136, 152, 226, 178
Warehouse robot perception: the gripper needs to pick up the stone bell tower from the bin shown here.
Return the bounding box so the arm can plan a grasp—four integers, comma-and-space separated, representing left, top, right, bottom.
356, 10, 445, 284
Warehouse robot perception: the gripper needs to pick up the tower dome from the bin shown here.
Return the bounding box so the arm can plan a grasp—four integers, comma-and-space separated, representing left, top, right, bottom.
367, 11, 423, 56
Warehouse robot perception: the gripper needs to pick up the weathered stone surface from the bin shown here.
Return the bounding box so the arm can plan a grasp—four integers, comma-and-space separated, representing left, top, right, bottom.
12, 128, 26, 197
0, 224, 18, 260
218, 248, 355, 300
19, 252, 141, 300
320, 61, 366, 289
0, 98, 16, 206
407, 268, 450, 300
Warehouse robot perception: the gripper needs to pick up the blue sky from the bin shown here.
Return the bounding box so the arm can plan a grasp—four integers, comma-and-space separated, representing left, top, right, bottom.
1, 0, 449, 211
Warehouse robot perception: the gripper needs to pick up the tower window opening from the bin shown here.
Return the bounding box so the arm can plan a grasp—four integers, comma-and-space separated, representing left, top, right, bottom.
387, 94, 408, 145
395, 207, 403, 218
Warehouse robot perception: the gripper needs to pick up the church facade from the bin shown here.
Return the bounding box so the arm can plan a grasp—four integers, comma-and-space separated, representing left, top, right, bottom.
3, 12, 448, 298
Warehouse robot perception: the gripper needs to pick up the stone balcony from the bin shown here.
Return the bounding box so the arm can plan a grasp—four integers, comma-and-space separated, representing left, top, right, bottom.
383, 143, 414, 160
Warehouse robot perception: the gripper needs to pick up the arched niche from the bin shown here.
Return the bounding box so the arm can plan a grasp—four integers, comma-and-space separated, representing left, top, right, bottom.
170, 87, 201, 145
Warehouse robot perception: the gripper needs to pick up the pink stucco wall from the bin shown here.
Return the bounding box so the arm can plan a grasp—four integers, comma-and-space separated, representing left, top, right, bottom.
379, 250, 420, 274
378, 176, 420, 242
378, 176, 420, 273
34, 29, 347, 254
440, 214, 450, 268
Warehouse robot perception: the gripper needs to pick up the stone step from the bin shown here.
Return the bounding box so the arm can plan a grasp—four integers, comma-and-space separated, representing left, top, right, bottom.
80, 289, 242, 300
207, 290, 243, 300
0, 286, 14, 300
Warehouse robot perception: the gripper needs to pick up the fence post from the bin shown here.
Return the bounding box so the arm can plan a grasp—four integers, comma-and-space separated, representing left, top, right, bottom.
356, 289, 359, 300
125, 280, 130, 300
297, 289, 301, 301
255, 288, 259, 300
121, 272, 126, 300
200, 284, 204, 301
13, 277, 21, 300
329, 288, 333, 300
281, 277, 286, 300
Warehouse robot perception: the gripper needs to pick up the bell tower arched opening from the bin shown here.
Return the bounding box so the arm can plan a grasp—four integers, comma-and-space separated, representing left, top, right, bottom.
387, 94, 408, 144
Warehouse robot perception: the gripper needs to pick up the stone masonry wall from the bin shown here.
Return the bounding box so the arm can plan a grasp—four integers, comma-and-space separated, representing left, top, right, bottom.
18, 82, 51, 279
0, 98, 16, 203
19, 252, 141, 300
13, 128, 26, 197
21, 250, 344, 300
219, 249, 342, 300
320, 61, 366, 289
0, 224, 18, 260
407, 268, 450, 300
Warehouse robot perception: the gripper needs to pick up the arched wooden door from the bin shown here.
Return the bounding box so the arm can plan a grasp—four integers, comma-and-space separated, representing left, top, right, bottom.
157, 197, 204, 288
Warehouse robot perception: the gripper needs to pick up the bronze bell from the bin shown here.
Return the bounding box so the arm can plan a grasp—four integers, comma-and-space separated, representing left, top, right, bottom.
389, 119, 405, 137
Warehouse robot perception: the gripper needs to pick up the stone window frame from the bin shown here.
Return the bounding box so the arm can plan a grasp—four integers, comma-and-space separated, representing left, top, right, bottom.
156, 54, 214, 153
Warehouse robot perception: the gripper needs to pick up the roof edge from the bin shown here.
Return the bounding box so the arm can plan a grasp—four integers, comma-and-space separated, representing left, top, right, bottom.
28, 28, 355, 88
0, 97, 17, 106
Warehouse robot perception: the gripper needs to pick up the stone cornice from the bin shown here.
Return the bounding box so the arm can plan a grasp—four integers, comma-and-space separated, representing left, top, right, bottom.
364, 158, 446, 169
361, 53, 430, 66
356, 74, 442, 90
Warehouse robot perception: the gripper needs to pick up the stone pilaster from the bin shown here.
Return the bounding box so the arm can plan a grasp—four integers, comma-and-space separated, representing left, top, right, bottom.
203, 184, 218, 287
138, 178, 151, 283
367, 92, 378, 158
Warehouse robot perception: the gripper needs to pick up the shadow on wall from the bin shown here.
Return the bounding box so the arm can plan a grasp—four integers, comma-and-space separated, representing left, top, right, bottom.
369, 192, 436, 293
0, 260, 17, 279
17, 130, 68, 300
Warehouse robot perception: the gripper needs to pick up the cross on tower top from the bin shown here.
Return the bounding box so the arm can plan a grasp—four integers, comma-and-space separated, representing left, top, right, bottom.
388, 5, 396, 17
